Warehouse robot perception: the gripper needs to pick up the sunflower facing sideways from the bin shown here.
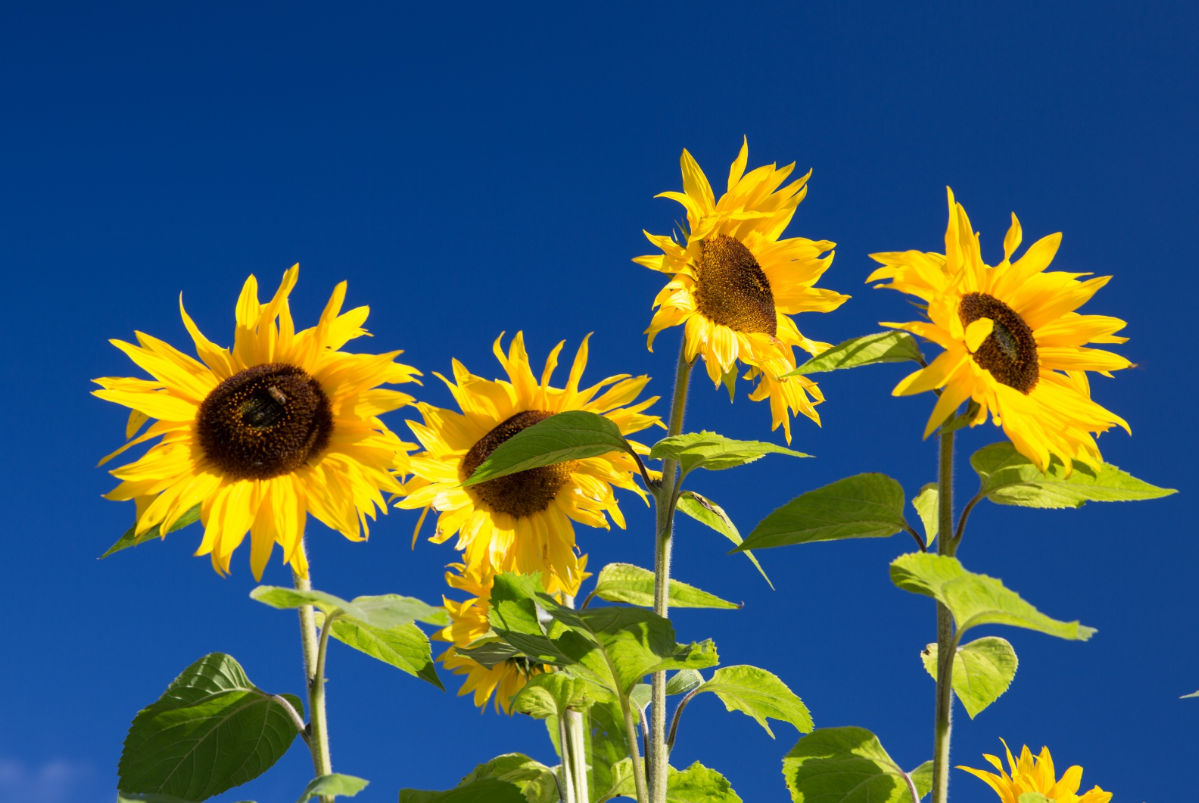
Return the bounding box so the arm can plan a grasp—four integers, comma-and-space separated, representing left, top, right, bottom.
635, 138, 849, 442
94, 265, 420, 579
869, 188, 1131, 473
959, 741, 1112, 803
436, 561, 567, 713
398, 333, 659, 593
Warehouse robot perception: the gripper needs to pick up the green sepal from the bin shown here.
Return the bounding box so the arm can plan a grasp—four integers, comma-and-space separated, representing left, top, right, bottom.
102, 504, 201, 558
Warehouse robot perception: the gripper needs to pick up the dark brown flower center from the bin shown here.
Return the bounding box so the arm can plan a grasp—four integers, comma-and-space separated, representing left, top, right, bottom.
462, 410, 577, 518
694, 234, 777, 336
196, 363, 333, 480
959, 292, 1039, 393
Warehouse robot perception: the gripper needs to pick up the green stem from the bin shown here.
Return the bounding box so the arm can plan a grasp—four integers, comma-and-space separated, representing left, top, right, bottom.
292, 549, 334, 801
566, 709, 589, 803
558, 714, 577, 803
649, 341, 694, 803
931, 429, 958, 803
621, 693, 650, 803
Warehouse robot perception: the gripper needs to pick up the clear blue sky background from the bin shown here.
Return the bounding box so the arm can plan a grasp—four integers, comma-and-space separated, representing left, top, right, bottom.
1, 3, 1194, 802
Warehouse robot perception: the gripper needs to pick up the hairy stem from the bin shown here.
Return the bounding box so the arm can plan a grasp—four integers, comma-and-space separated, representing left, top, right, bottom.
558, 714, 577, 803
621, 694, 650, 803
649, 341, 694, 803
566, 709, 589, 803
932, 429, 958, 803
292, 550, 334, 801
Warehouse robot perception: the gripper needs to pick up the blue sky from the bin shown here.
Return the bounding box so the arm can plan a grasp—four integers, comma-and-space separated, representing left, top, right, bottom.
1, 2, 1195, 802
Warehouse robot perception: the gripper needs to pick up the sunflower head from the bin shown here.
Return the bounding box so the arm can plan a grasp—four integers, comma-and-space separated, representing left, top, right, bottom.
398, 332, 658, 592
634, 137, 849, 442
436, 562, 562, 714
869, 188, 1132, 473
958, 741, 1112, 803
94, 265, 420, 579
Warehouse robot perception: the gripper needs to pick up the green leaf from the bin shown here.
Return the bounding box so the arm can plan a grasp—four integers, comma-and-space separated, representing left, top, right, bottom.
694, 665, 812, 738
593, 563, 740, 610
399, 779, 529, 803
1018, 795, 1052, 803
890, 553, 1096, 640
783, 727, 918, 803
909, 761, 933, 799
971, 441, 1175, 509
665, 669, 705, 697
921, 636, 1018, 718
912, 483, 938, 545
487, 573, 576, 667
1182, 689, 1199, 699
459, 754, 560, 803
296, 774, 369, 803
510, 673, 608, 719
629, 682, 652, 711
596, 760, 742, 803
738, 474, 909, 551
251, 587, 446, 629
118, 653, 303, 801
102, 504, 201, 558
676, 491, 772, 588
316, 614, 443, 689
783, 331, 924, 376
118, 794, 231, 803
587, 700, 635, 800
462, 410, 636, 486
650, 431, 809, 475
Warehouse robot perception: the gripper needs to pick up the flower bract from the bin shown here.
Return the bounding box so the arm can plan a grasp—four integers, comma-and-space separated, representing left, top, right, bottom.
94, 265, 420, 579
958, 741, 1112, 803
398, 333, 658, 593
869, 188, 1131, 472
635, 137, 848, 442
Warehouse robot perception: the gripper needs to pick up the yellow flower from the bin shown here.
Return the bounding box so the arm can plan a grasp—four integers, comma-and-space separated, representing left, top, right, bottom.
959, 741, 1112, 803
634, 138, 849, 442
94, 265, 420, 579
398, 333, 659, 593
869, 188, 1131, 473
436, 562, 561, 714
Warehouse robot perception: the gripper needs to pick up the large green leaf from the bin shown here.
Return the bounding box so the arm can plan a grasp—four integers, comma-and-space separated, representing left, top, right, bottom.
317, 614, 443, 689
487, 573, 576, 667
118, 653, 304, 801
462, 410, 636, 485
295, 774, 369, 803
970, 442, 1175, 509
911, 483, 938, 545
784, 332, 924, 376
739, 474, 908, 551
909, 761, 933, 799
694, 665, 812, 738
921, 636, 1018, 718
510, 673, 608, 719
597, 760, 741, 803
783, 727, 921, 803
650, 431, 808, 475
251, 586, 446, 629
890, 553, 1096, 640
399, 779, 529, 803
593, 563, 740, 610
666, 669, 705, 697
587, 699, 635, 801
102, 504, 201, 558
676, 491, 772, 588
458, 754, 560, 803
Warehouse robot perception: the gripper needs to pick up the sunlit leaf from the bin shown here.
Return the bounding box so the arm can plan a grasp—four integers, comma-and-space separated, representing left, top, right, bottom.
295, 774, 369, 803
783, 727, 918, 803
912, 483, 938, 545
650, 431, 808, 475
695, 665, 813, 738
739, 474, 908, 551
463, 411, 636, 485
593, 563, 739, 609
783, 331, 924, 376
676, 491, 772, 588
102, 504, 201, 558
921, 636, 1018, 718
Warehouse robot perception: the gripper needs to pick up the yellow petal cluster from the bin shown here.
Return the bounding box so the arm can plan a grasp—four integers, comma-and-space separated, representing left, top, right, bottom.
94, 265, 420, 578
635, 138, 848, 442
398, 333, 659, 593
870, 189, 1130, 473
959, 741, 1112, 803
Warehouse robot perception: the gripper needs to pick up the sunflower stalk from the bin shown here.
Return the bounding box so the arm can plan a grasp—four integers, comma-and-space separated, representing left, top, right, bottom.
649, 341, 694, 803
292, 554, 336, 803
931, 428, 958, 803
557, 714, 577, 803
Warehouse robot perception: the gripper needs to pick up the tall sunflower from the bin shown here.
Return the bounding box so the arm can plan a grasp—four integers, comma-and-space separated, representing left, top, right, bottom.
94, 265, 420, 579
869, 188, 1131, 473
634, 138, 849, 442
959, 741, 1112, 803
436, 562, 563, 714
398, 333, 658, 593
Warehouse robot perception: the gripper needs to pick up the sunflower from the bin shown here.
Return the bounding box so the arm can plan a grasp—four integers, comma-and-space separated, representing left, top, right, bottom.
959, 741, 1112, 803
634, 138, 849, 442
436, 562, 561, 714
94, 265, 420, 579
869, 188, 1131, 473
398, 333, 658, 592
